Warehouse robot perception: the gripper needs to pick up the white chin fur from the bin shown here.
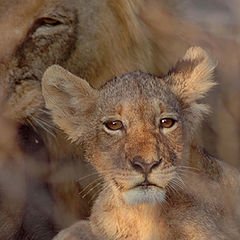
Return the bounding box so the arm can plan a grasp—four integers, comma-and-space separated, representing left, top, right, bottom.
122, 186, 166, 205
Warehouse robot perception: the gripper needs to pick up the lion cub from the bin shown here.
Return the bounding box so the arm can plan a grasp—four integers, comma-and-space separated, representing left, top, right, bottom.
42, 47, 240, 240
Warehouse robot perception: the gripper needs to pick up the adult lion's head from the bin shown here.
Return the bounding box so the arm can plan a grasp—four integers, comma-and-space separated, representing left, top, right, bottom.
0, 0, 168, 239
0, 0, 164, 123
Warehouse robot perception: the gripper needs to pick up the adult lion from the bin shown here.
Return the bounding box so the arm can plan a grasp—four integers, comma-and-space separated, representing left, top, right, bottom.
0, 0, 168, 239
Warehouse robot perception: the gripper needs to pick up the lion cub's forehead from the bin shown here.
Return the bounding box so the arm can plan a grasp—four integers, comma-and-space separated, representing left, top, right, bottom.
97, 70, 179, 114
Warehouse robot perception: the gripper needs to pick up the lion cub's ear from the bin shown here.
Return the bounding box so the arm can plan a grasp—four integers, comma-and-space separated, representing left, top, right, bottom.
42, 65, 98, 141
166, 47, 217, 136
167, 47, 216, 104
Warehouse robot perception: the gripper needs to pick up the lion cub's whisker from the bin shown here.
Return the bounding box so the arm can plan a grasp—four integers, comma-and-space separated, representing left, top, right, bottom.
81, 182, 104, 199
78, 177, 104, 196
77, 169, 119, 182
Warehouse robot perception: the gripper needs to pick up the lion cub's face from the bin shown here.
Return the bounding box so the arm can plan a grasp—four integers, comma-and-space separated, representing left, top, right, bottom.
42, 47, 216, 205
91, 73, 185, 204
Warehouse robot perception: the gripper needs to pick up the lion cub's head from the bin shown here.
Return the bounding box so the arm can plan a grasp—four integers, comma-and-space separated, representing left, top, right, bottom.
42, 47, 216, 205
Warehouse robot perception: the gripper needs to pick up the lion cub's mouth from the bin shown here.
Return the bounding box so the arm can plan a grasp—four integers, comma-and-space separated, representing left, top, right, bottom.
135, 180, 160, 189
119, 179, 165, 205
122, 181, 166, 205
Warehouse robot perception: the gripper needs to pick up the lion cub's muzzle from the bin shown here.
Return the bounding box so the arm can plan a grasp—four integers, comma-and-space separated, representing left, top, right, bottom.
131, 155, 161, 176
122, 155, 166, 205
130, 155, 163, 188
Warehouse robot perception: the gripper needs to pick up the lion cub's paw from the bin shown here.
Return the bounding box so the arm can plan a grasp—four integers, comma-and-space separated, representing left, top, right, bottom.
53, 221, 95, 240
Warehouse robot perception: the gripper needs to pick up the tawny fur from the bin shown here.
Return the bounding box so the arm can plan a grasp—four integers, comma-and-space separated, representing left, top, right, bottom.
42, 47, 240, 240
0, 0, 168, 233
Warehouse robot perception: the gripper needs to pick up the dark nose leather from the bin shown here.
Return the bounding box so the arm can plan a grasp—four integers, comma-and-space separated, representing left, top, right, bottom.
131, 156, 161, 175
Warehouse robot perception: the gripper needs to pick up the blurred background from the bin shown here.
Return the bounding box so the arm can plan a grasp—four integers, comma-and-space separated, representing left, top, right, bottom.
0, 0, 239, 239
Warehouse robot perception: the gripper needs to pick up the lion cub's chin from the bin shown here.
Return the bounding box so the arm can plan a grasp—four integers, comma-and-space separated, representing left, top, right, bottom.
122, 186, 166, 205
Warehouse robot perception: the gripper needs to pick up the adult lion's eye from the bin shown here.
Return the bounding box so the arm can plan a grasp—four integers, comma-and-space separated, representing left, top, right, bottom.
104, 120, 123, 131
159, 118, 176, 128
40, 18, 62, 27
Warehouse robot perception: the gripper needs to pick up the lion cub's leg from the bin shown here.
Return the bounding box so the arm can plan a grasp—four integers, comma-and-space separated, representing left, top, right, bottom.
53, 220, 95, 240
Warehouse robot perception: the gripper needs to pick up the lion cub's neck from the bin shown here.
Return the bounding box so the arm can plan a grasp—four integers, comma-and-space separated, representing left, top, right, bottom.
90, 187, 169, 240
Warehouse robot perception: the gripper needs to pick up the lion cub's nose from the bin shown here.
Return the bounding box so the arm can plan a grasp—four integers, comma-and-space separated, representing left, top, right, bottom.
131, 156, 161, 175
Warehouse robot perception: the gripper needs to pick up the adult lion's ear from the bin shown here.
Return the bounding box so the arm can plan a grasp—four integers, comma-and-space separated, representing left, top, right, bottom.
167, 47, 216, 104
42, 65, 98, 141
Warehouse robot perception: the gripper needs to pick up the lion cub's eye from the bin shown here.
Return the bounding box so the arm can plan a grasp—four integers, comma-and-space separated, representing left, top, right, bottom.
159, 118, 176, 129
40, 18, 62, 27
104, 120, 123, 131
